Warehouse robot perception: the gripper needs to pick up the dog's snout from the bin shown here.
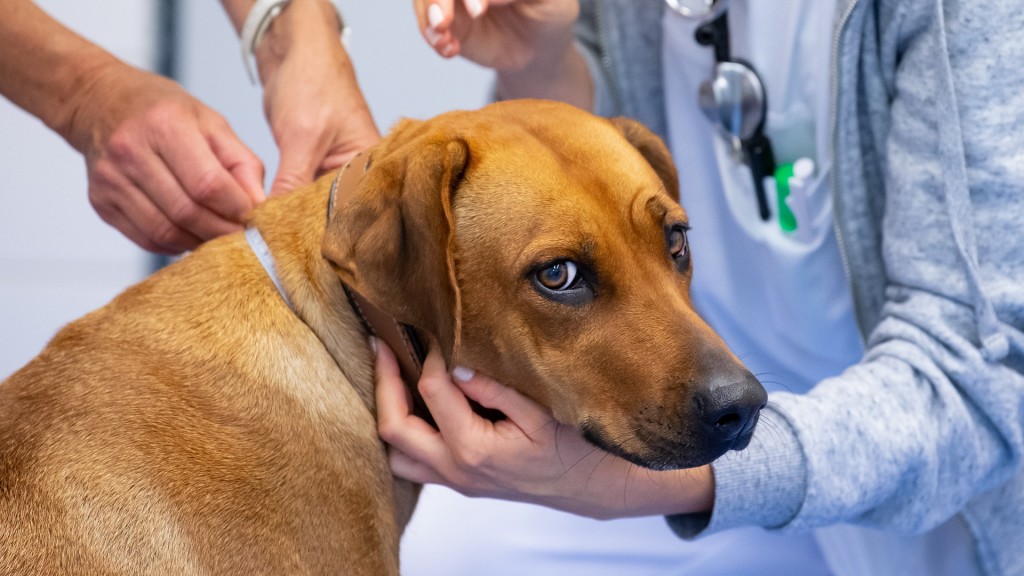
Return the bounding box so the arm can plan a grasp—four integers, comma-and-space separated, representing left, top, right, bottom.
694, 372, 767, 446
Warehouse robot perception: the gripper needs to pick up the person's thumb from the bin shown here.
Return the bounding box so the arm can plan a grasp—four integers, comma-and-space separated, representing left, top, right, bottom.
269, 148, 317, 198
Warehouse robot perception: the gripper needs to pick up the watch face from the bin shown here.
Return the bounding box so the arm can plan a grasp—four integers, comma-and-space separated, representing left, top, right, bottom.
664, 0, 728, 20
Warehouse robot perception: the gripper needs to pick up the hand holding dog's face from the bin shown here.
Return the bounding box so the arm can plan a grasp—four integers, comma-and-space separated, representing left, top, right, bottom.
374, 339, 718, 520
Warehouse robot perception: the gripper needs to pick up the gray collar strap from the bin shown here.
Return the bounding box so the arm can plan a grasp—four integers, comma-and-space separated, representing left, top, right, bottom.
244, 165, 347, 310
245, 226, 293, 310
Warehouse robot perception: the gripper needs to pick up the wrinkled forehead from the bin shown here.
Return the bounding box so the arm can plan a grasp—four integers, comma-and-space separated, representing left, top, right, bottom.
470, 121, 670, 200
453, 134, 684, 257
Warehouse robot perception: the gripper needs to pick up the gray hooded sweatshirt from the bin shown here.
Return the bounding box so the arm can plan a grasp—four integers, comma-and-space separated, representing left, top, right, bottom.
574, 1, 1024, 574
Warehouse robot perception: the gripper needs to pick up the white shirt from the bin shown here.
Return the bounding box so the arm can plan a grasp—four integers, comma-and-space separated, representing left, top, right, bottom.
660, 1, 859, 574
662, 0, 863, 396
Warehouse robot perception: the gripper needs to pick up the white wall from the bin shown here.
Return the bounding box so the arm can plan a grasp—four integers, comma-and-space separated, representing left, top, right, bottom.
1, 1, 491, 379
0, 1, 155, 379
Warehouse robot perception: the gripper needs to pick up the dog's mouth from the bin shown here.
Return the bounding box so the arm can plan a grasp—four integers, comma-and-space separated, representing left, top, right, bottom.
579, 416, 758, 471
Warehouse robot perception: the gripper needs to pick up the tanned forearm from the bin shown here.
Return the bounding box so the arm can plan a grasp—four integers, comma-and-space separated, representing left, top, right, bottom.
220, 0, 347, 84
219, 0, 379, 191
0, 1, 123, 145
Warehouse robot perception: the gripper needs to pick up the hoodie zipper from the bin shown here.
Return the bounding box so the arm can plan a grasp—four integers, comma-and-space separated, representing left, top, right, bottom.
594, 0, 624, 113
829, 0, 865, 343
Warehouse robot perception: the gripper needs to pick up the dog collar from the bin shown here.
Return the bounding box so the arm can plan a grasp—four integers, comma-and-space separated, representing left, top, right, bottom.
325, 153, 429, 391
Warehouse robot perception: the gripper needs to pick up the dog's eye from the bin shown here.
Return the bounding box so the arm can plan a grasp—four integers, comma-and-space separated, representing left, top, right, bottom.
536, 261, 578, 291
668, 226, 689, 262
667, 225, 690, 272
531, 260, 594, 306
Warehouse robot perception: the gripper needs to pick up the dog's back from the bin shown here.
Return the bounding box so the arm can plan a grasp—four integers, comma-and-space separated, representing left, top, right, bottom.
0, 185, 405, 574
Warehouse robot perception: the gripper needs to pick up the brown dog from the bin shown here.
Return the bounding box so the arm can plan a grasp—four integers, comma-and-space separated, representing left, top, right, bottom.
0, 100, 765, 574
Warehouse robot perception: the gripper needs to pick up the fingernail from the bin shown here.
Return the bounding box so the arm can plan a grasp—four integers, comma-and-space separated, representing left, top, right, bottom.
425, 27, 441, 46
427, 3, 444, 29
441, 43, 457, 58
452, 366, 475, 382
369, 336, 378, 355
464, 0, 484, 18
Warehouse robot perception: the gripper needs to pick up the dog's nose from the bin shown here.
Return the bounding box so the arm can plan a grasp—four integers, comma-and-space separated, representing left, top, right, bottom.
694, 371, 767, 447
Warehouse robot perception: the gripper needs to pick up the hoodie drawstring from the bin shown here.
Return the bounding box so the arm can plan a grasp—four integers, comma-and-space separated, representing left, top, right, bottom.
932, 3, 1012, 362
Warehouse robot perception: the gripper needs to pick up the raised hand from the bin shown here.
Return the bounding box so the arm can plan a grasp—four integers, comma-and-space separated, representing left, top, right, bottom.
413, 0, 578, 70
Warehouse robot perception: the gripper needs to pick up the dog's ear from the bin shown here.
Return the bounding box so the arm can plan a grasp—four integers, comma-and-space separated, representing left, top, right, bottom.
609, 117, 680, 202
322, 135, 469, 365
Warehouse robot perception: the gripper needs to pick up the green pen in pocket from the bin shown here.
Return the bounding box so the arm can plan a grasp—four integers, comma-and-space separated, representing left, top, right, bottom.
774, 158, 814, 234
774, 162, 798, 232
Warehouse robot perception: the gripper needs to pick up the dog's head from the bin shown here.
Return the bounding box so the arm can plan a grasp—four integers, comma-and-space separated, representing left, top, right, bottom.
322, 100, 765, 470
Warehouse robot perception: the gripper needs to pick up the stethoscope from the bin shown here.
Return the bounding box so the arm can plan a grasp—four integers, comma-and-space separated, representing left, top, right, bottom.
664, 0, 777, 222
